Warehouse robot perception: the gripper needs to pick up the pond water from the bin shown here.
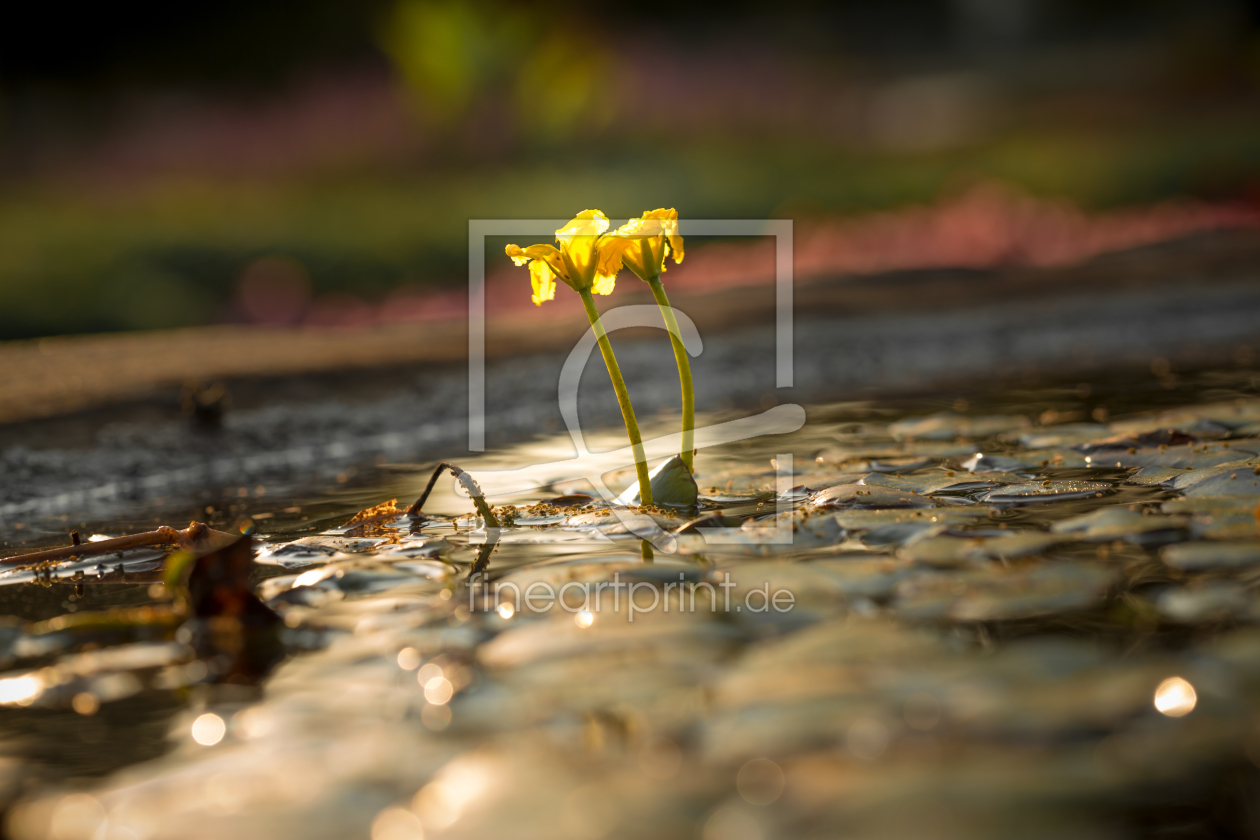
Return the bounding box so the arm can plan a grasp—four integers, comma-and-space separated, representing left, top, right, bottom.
2, 366, 1260, 839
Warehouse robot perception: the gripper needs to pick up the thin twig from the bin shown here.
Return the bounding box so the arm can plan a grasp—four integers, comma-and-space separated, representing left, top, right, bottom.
406, 462, 502, 580
406, 462, 501, 531
2, 522, 235, 567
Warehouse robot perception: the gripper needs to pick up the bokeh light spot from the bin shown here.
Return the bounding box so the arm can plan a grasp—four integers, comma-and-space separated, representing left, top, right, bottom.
736, 758, 785, 806
71, 692, 100, 716
49, 793, 106, 840
0, 673, 43, 706
424, 677, 454, 705
1154, 676, 1197, 717
372, 806, 426, 840
192, 712, 227, 746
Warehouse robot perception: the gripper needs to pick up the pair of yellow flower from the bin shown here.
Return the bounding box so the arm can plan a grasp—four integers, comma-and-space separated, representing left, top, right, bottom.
506, 208, 683, 306
506, 209, 693, 515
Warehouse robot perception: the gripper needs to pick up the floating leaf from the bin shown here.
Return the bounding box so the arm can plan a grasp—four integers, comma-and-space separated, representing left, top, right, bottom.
899, 532, 1066, 567
894, 563, 1116, 622
1161, 542, 1260, 571
1126, 466, 1185, 486
1154, 582, 1252, 624
616, 455, 699, 508
862, 472, 1007, 495
1179, 467, 1260, 498
812, 484, 935, 510
1050, 507, 1188, 544
982, 481, 1111, 507
889, 414, 1029, 441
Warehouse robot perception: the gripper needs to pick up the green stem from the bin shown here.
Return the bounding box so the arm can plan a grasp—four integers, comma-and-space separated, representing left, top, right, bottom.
578, 289, 654, 508
646, 276, 694, 471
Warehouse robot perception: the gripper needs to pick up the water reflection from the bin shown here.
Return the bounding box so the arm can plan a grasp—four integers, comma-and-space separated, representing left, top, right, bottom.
2, 369, 1260, 837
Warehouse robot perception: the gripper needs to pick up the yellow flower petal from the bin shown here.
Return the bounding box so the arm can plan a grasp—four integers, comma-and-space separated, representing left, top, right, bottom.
505, 243, 531, 266
506, 241, 574, 305
555, 210, 609, 289
511, 243, 563, 265
642, 208, 684, 267
596, 234, 633, 279
507, 243, 570, 284
555, 209, 610, 242
529, 258, 557, 305
591, 272, 617, 296
602, 208, 683, 281
667, 231, 684, 265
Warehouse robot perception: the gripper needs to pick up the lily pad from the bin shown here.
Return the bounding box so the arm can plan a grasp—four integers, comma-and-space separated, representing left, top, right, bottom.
1161, 497, 1260, 515
1187, 511, 1260, 541
255, 539, 343, 567
865, 456, 935, 473
833, 507, 991, 530
1154, 582, 1252, 624
962, 453, 1034, 474
1126, 466, 1184, 486
742, 511, 845, 543
1179, 467, 1260, 498
564, 509, 689, 535
713, 561, 852, 626
965, 450, 1092, 472
981, 481, 1111, 507
805, 557, 918, 599
1049, 507, 1188, 544
1090, 441, 1259, 470
1161, 542, 1260, 571
859, 520, 948, 548
898, 532, 1066, 567
863, 472, 1007, 495
674, 511, 845, 555
1017, 424, 1111, 449
894, 562, 1116, 622
1078, 428, 1199, 453
812, 484, 935, 510
1106, 414, 1236, 440
372, 537, 453, 560
889, 414, 1029, 441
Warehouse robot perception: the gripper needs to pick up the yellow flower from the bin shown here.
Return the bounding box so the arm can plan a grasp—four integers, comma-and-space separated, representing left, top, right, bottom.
505, 209, 623, 305
601, 208, 685, 282
505, 244, 562, 305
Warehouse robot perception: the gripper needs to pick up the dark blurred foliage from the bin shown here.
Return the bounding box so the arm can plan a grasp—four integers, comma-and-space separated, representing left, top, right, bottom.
0, 0, 1258, 339
0, 0, 394, 86
3, 1, 1255, 84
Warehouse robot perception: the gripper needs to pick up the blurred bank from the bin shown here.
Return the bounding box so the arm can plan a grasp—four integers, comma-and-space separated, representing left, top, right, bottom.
1, 0, 1259, 339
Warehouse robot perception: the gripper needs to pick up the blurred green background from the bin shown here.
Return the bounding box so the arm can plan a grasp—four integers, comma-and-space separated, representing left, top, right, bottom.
1, 0, 1259, 339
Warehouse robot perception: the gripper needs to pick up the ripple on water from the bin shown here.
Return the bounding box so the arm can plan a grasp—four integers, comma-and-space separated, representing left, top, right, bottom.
5, 376, 1260, 838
